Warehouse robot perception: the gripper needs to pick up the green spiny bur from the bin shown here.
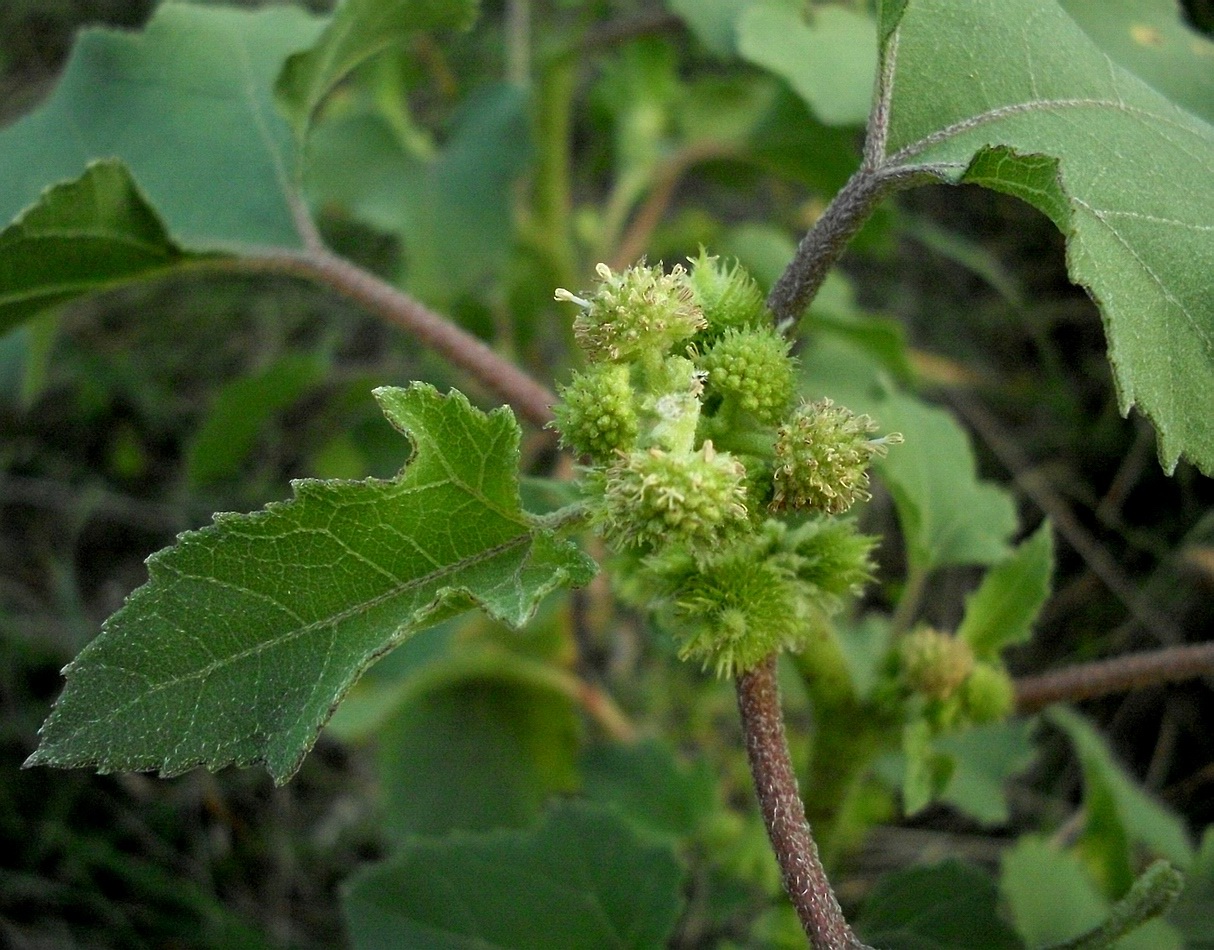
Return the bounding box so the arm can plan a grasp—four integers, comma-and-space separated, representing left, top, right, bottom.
700, 326, 795, 425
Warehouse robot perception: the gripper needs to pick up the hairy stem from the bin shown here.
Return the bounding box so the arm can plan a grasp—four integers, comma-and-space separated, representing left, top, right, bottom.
767, 168, 923, 331
219, 249, 557, 428
1016, 641, 1214, 714
736, 655, 873, 950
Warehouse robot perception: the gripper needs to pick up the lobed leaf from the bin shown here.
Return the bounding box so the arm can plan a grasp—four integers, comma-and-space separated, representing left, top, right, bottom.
0, 161, 194, 334
26, 385, 595, 784
0, 4, 322, 251
341, 801, 685, 949
881, 0, 1214, 474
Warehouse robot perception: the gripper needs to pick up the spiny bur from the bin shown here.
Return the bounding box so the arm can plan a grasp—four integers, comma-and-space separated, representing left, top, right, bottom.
772, 398, 902, 514
699, 326, 796, 425
552, 363, 638, 463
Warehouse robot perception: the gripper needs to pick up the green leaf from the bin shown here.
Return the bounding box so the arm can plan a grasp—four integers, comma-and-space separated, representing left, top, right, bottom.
1001, 836, 1116, 947
1048, 707, 1194, 892
186, 354, 327, 487
25, 384, 596, 784
856, 860, 1023, 949
341, 801, 685, 949
801, 332, 1017, 572
375, 664, 580, 840
957, 523, 1054, 659
581, 739, 718, 842
276, 0, 479, 140
881, 0, 1214, 474
901, 720, 954, 816
307, 83, 532, 306
1169, 826, 1214, 947
935, 720, 1037, 825
0, 162, 194, 335
1000, 836, 1183, 949
738, 4, 878, 126
0, 4, 322, 250
1059, 0, 1214, 124
667, 0, 747, 57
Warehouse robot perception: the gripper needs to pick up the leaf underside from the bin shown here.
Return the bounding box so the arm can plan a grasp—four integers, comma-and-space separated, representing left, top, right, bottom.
883, 0, 1214, 474
26, 385, 594, 784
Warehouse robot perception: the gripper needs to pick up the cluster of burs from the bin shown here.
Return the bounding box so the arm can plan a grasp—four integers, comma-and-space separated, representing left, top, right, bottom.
553, 255, 899, 679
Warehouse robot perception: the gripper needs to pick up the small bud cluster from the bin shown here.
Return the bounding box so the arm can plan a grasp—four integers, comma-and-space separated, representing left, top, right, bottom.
594, 443, 749, 552
898, 627, 1016, 725
553, 257, 897, 677
772, 399, 902, 515
899, 628, 975, 701
699, 327, 795, 425
552, 363, 637, 463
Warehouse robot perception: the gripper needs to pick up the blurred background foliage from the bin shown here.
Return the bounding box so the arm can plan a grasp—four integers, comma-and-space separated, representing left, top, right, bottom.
1, 0, 1213, 947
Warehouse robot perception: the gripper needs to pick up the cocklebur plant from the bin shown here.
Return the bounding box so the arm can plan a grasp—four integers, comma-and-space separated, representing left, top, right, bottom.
5, 0, 1214, 947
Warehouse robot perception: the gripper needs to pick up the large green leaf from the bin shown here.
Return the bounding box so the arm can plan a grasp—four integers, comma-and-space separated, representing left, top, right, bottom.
0, 162, 195, 334
276, 0, 479, 140
880, 0, 1214, 474
25, 385, 595, 784
0, 4, 322, 250
341, 802, 685, 949
957, 523, 1054, 659
737, 4, 878, 126
936, 720, 1037, 825
1169, 826, 1214, 947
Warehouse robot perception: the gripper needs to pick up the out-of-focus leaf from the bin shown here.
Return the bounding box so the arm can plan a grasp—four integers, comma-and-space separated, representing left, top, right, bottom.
935, 720, 1037, 825
835, 614, 892, 700
1059, 0, 1214, 124
1048, 707, 1194, 895
0, 162, 194, 335
26, 385, 596, 784
801, 333, 1017, 572
856, 860, 1023, 949
581, 739, 717, 842
957, 524, 1054, 659
0, 4, 322, 250
738, 4, 878, 126
1000, 836, 1183, 949
341, 802, 685, 950
277, 0, 479, 139
186, 354, 327, 487
1169, 826, 1214, 946
881, 0, 1214, 474
308, 83, 532, 306
667, 0, 748, 57
376, 665, 580, 840
902, 720, 953, 816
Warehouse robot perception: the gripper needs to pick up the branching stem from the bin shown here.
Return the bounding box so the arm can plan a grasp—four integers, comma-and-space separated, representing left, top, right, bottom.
736, 655, 873, 950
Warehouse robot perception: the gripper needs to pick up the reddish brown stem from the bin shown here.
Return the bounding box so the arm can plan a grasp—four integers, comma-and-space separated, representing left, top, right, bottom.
1015, 642, 1214, 714
219, 249, 558, 429
736, 655, 872, 950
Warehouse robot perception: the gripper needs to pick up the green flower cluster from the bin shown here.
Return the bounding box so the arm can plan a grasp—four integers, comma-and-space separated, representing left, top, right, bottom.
552, 256, 898, 677
898, 627, 1016, 726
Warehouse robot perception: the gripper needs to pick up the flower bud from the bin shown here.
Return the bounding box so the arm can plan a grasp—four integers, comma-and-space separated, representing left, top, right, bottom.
688, 250, 767, 339
552, 363, 637, 463
900, 628, 975, 701
594, 442, 749, 552
771, 399, 900, 514
700, 326, 795, 425
557, 262, 704, 363
961, 662, 1016, 723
